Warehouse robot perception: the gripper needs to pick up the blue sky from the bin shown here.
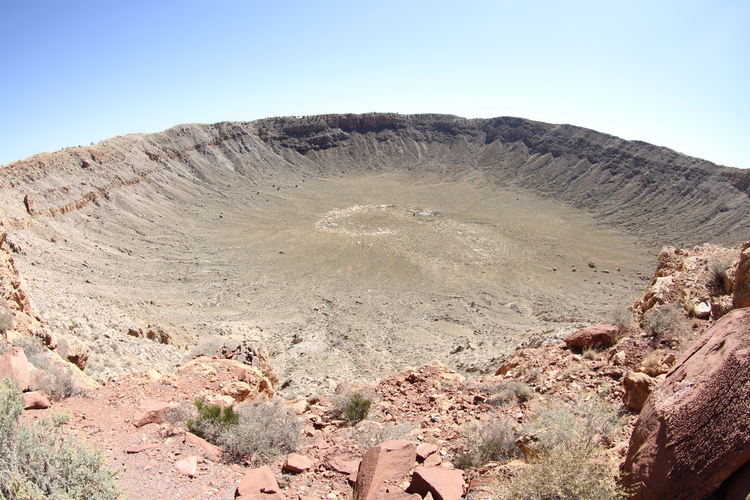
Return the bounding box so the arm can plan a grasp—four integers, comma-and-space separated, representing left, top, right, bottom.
1, 0, 748, 168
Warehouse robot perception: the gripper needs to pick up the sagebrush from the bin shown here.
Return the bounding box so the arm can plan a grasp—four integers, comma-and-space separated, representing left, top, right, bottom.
494, 395, 626, 500
456, 417, 521, 469
642, 304, 686, 339
185, 398, 300, 464
0, 377, 120, 500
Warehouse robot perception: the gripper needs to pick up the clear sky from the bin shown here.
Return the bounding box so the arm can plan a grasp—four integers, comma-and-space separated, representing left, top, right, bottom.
1, 0, 748, 168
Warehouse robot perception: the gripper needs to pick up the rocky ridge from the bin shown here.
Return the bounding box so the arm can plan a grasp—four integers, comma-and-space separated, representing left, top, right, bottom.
2, 113, 750, 247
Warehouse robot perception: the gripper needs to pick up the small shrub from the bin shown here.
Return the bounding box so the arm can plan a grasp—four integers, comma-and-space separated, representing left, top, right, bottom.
343, 393, 372, 425
489, 381, 533, 406
351, 421, 415, 448
642, 304, 685, 339
582, 346, 599, 360
186, 397, 300, 464
494, 395, 626, 499
0, 378, 120, 500
14, 336, 78, 400
219, 399, 301, 463
708, 256, 733, 293
640, 351, 665, 377
456, 417, 521, 469
165, 400, 193, 424
608, 305, 632, 338
187, 398, 239, 442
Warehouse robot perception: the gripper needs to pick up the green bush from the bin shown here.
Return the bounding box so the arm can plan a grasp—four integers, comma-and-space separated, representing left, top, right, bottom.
0, 378, 120, 500
456, 417, 521, 469
186, 398, 300, 464
186, 398, 239, 441
343, 393, 372, 425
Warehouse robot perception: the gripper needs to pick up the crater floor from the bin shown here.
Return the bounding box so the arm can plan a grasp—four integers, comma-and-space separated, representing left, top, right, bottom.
11, 172, 655, 396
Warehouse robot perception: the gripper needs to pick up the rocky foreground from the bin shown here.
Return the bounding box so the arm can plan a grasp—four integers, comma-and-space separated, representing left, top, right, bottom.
3, 211, 750, 498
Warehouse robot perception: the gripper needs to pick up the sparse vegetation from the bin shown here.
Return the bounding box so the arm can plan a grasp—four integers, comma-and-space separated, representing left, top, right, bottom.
708, 256, 733, 293
640, 351, 664, 377
14, 336, 79, 400
187, 398, 239, 440
487, 381, 534, 407
0, 378, 121, 500
220, 399, 301, 464
643, 304, 686, 339
351, 421, 414, 449
582, 346, 599, 360
456, 417, 521, 469
185, 397, 300, 464
495, 395, 626, 500
609, 305, 632, 334
0, 303, 12, 337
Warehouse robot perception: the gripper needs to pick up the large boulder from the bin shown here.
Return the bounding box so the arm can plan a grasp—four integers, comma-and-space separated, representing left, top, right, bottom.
622, 308, 750, 499
734, 241, 750, 308
56, 336, 91, 371
564, 324, 619, 350
355, 440, 417, 500
0, 346, 30, 391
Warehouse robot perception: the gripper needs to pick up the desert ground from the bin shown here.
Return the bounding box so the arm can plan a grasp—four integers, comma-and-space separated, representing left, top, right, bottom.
8, 171, 654, 396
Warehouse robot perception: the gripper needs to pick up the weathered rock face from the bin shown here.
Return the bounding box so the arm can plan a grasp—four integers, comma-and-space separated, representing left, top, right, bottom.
733, 241, 750, 308
622, 308, 750, 500
190, 336, 279, 390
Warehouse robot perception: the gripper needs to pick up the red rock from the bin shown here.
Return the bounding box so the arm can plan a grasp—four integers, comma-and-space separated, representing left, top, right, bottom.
236, 465, 281, 498
126, 443, 158, 454
283, 453, 313, 473
423, 454, 442, 467
0, 347, 30, 391
622, 371, 659, 411
724, 460, 750, 500
623, 308, 750, 500
416, 443, 438, 460
185, 432, 223, 462
175, 455, 199, 477
328, 455, 359, 475
733, 241, 750, 308
132, 400, 171, 427
355, 440, 417, 500
408, 466, 465, 500
379, 492, 421, 500
22, 391, 50, 410
564, 324, 619, 350
298, 496, 322, 500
